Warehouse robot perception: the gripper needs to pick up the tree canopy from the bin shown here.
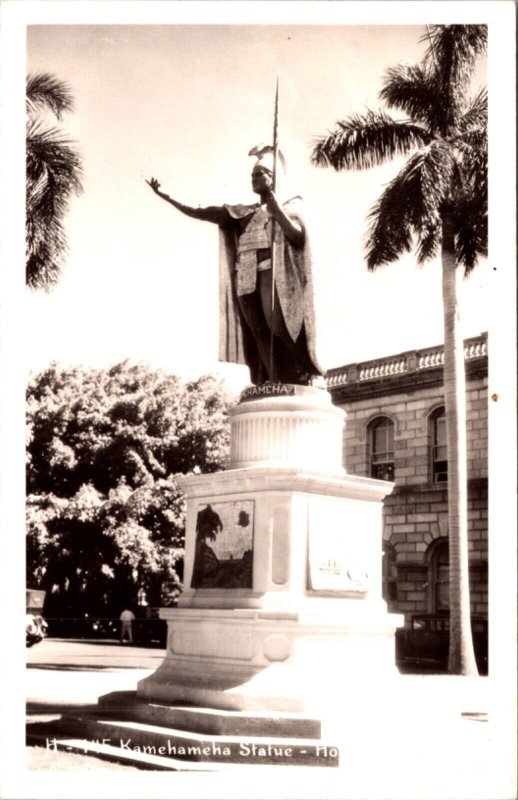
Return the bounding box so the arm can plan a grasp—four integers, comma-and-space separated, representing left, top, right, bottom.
27, 363, 233, 615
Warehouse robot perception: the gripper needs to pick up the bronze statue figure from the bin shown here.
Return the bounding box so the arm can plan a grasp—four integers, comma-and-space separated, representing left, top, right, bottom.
146, 145, 324, 386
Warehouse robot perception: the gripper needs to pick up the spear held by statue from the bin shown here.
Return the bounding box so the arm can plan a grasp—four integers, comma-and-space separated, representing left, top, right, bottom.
270, 79, 280, 382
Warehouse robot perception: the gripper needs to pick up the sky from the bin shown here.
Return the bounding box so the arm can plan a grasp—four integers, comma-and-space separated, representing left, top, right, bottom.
21, 19, 491, 389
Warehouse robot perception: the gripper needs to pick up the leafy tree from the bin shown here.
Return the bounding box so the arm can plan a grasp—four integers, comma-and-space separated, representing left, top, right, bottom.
27, 363, 233, 615
312, 25, 487, 675
26, 72, 83, 290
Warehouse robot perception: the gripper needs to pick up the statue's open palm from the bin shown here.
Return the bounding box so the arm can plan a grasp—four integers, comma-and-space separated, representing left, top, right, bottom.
146, 177, 161, 193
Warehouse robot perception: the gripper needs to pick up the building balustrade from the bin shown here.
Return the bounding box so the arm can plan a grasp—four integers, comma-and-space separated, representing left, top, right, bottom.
359, 358, 407, 382
326, 333, 487, 389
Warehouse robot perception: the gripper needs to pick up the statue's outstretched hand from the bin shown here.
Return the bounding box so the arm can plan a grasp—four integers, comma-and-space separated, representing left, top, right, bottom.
146, 177, 161, 194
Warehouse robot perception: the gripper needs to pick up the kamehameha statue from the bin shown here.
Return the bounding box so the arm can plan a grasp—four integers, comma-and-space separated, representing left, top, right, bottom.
146, 144, 325, 387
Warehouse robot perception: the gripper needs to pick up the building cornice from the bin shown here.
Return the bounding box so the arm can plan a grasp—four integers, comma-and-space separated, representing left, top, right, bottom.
327, 333, 488, 403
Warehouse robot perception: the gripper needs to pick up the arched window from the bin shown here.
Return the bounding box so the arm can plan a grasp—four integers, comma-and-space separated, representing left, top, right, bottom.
427, 539, 449, 613
368, 417, 394, 481
430, 407, 447, 483
382, 541, 397, 603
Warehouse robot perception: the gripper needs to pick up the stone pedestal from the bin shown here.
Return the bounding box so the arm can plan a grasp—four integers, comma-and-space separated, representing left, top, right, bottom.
138, 385, 403, 717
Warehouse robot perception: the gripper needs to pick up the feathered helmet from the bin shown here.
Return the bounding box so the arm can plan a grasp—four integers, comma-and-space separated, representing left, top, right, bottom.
248, 144, 287, 175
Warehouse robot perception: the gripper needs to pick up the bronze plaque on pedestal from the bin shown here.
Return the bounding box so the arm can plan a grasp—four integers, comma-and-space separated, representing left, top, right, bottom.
191, 500, 254, 589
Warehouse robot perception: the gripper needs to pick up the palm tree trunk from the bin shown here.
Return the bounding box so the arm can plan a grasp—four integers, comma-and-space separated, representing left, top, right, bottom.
441, 218, 479, 675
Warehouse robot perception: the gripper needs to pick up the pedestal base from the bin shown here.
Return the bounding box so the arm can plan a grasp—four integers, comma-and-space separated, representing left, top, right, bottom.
137, 606, 401, 713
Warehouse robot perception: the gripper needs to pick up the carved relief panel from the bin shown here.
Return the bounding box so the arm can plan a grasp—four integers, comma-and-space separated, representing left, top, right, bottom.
191, 500, 254, 589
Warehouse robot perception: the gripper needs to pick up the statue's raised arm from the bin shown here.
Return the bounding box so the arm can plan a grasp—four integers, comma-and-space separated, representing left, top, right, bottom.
146, 177, 231, 227
146, 148, 325, 387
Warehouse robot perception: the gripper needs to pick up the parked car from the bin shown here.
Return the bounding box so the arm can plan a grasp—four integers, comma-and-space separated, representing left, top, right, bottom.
396, 613, 488, 674
26, 613, 48, 647
26, 589, 48, 647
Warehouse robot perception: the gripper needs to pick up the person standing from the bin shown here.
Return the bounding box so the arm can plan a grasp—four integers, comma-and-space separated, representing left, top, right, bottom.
119, 608, 135, 644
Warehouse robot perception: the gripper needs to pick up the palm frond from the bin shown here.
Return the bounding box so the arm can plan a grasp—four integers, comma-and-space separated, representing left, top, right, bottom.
366, 140, 455, 269
458, 87, 487, 133
27, 122, 82, 209
451, 198, 488, 273
26, 122, 83, 291
421, 25, 487, 134
456, 134, 487, 197
26, 231, 65, 290
422, 25, 487, 82
311, 110, 430, 171
453, 96, 487, 206
26, 72, 75, 120
26, 248, 62, 289
447, 147, 487, 273
455, 223, 487, 273
415, 225, 441, 264
379, 63, 438, 129
365, 196, 414, 269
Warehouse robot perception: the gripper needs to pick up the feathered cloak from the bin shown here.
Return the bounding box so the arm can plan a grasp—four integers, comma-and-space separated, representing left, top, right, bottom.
218, 197, 322, 385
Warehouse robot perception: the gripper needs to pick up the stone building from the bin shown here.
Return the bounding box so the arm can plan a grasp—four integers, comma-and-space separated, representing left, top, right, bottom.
327, 333, 488, 666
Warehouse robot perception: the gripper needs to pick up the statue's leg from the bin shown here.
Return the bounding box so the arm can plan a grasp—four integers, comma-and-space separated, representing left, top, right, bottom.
237, 290, 273, 379
258, 271, 319, 382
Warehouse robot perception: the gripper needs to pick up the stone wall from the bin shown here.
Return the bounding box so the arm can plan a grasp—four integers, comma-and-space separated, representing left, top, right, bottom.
328, 334, 488, 625
342, 378, 487, 485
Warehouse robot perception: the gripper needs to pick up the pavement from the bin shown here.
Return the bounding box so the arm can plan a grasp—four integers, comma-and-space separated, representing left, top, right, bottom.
26, 637, 166, 671
25, 638, 162, 724
10, 639, 517, 799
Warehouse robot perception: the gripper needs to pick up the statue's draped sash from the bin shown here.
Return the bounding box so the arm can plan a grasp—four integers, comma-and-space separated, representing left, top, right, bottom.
218, 197, 321, 384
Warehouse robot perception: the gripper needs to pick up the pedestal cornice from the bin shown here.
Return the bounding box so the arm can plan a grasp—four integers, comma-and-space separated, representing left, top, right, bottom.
177, 467, 394, 503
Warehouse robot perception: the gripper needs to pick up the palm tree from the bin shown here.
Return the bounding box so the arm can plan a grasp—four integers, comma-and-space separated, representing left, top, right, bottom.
26, 72, 83, 290
312, 25, 487, 675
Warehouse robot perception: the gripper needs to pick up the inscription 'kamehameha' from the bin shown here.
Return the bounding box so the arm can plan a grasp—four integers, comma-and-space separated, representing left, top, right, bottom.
240, 383, 295, 402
